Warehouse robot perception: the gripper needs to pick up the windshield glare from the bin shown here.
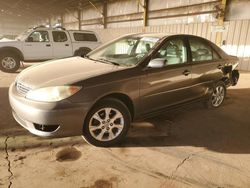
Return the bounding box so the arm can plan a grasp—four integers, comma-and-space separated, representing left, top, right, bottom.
88, 36, 160, 66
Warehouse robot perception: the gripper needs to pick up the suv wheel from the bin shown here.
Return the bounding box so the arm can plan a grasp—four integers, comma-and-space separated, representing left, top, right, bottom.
75, 48, 91, 57
207, 81, 226, 108
0, 53, 20, 73
82, 98, 131, 147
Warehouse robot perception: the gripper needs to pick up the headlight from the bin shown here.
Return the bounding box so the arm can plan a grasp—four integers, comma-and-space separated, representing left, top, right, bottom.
26, 86, 82, 102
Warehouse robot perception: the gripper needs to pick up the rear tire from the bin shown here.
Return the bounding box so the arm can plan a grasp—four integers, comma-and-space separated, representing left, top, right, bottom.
206, 81, 226, 108
82, 98, 131, 147
74, 48, 91, 57
0, 52, 20, 73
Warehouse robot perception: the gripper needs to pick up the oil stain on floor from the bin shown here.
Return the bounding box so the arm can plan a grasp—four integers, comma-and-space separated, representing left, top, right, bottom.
81, 179, 113, 188
56, 147, 82, 162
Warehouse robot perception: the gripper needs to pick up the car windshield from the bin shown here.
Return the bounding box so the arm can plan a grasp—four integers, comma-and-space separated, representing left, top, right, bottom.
87, 35, 160, 67
15, 29, 32, 41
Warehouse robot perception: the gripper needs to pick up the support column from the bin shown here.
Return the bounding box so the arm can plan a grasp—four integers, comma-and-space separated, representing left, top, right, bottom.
215, 0, 227, 46
143, 0, 149, 27
78, 9, 81, 30
87, 0, 105, 28
48, 16, 52, 27
103, 1, 107, 29
60, 13, 64, 27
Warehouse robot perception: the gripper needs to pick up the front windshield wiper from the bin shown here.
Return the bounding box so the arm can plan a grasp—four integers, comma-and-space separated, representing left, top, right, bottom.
96, 58, 120, 66
85, 55, 96, 61
85, 55, 120, 66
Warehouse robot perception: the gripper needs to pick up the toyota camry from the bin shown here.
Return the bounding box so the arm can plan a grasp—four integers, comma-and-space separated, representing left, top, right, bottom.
9, 33, 239, 147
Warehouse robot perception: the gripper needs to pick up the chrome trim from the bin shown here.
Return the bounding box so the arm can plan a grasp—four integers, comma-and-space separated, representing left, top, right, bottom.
145, 81, 212, 98
16, 82, 31, 95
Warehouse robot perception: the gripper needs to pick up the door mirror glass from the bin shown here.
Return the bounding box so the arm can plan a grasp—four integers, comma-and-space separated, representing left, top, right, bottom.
147, 58, 166, 68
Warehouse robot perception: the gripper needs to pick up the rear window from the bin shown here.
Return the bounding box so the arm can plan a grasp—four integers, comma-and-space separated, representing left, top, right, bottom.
73, 33, 97, 42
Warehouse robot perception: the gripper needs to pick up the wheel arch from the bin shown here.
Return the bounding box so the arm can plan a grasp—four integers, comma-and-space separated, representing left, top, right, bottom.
0, 46, 24, 61
82, 93, 133, 146
89, 92, 135, 121
214, 75, 230, 89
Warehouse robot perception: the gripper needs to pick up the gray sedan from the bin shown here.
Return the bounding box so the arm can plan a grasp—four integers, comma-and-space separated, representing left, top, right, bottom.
9, 33, 239, 147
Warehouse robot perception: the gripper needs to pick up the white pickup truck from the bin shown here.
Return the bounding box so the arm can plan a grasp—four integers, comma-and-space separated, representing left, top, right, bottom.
0, 27, 101, 72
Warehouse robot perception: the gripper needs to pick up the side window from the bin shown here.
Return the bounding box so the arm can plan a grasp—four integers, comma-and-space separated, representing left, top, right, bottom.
27, 31, 49, 42
135, 40, 154, 54
113, 39, 136, 55
52, 31, 68, 42
73, 33, 97, 42
189, 38, 220, 62
152, 37, 187, 66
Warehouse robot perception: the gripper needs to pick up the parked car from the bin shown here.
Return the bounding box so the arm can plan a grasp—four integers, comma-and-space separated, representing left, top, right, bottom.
9, 33, 239, 147
0, 26, 101, 72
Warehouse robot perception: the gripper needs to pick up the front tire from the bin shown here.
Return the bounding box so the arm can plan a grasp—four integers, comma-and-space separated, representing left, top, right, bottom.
82, 98, 131, 147
0, 52, 20, 73
206, 81, 226, 108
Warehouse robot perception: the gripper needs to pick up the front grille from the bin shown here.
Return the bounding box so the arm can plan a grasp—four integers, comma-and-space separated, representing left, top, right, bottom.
16, 82, 31, 95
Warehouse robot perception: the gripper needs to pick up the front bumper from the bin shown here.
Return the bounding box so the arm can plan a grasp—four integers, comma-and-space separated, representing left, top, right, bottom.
9, 83, 89, 137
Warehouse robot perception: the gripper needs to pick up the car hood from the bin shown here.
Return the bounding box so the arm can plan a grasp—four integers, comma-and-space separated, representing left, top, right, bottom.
0, 40, 21, 47
16, 57, 126, 89
0, 38, 15, 42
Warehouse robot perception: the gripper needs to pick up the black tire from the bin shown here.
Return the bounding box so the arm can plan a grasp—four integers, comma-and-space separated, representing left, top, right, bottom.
74, 48, 91, 57
206, 81, 226, 108
0, 52, 20, 73
82, 98, 131, 147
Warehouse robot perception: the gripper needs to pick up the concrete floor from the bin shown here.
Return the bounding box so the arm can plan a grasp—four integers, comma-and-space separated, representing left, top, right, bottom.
0, 64, 250, 188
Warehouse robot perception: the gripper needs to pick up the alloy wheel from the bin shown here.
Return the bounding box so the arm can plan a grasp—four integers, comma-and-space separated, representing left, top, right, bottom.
89, 107, 124, 141
1, 57, 16, 70
211, 85, 225, 107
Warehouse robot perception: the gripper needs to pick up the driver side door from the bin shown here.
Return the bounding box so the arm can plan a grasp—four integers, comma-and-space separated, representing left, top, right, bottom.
140, 36, 193, 114
22, 30, 53, 60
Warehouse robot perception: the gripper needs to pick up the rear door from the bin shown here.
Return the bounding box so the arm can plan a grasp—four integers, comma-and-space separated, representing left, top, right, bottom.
52, 31, 73, 58
188, 36, 225, 98
140, 36, 193, 114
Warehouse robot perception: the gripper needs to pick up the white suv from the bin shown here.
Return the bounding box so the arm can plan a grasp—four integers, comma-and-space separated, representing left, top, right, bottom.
0, 27, 101, 72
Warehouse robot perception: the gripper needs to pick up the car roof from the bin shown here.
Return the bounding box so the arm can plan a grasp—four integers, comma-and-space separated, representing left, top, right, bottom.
68, 30, 95, 33
130, 33, 208, 40
33, 27, 94, 33
131, 33, 171, 38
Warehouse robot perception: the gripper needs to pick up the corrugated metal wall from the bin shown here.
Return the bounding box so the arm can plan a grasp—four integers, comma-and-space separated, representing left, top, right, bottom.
0, 21, 33, 36
45, 0, 250, 71
77, 0, 217, 29
92, 20, 250, 71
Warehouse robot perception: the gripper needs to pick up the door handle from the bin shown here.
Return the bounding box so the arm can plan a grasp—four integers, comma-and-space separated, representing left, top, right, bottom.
217, 64, 223, 69
65, 44, 69, 46
46, 44, 51, 47
183, 70, 191, 76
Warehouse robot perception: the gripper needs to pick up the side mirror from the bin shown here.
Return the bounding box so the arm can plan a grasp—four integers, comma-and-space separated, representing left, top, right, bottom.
147, 58, 166, 68
26, 36, 33, 42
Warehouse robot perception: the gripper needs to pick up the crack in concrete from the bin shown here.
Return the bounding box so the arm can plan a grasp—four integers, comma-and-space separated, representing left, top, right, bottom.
4, 136, 13, 188
159, 153, 196, 188
170, 150, 205, 180
170, 153, 195, 179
